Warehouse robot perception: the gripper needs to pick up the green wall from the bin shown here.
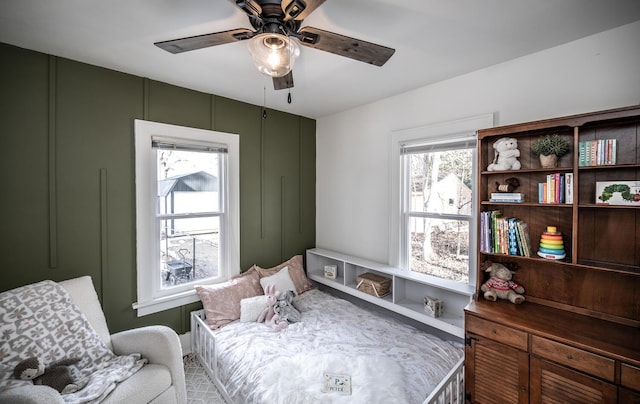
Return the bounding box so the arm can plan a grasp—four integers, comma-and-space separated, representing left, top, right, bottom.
0, 43, 316, 334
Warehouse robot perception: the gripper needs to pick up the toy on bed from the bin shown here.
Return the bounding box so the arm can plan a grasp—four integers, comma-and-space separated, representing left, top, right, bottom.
480, 261, 525, 304
13, 356, 81, 394
257, 284, 288, 331
487, 137, 521, 171
274, 290, 301, 323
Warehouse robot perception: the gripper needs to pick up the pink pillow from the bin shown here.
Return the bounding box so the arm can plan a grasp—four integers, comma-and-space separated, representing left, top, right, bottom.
256, 255, 314, 295
196, 270, 263, 329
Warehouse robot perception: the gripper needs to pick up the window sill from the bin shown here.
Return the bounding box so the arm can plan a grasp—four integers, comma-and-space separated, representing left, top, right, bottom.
133, 289, 201, 317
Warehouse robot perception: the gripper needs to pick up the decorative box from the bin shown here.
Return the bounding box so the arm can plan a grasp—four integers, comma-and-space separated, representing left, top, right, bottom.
423, 296, 443, 318
324, 265, 337, 279
595, 181, 640, 206
355, 272, 391, 298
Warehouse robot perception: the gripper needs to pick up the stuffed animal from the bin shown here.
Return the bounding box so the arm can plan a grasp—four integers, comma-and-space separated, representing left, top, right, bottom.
487, 137, 521, 171
273, 290, 301, 323
257, 284, 288, 331
480, 261, 525, 304
13, 356, 81, 394
495, 177, 520, 193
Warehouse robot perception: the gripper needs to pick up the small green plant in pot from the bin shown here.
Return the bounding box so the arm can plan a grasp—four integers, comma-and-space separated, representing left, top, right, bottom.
531, 134, 570, 168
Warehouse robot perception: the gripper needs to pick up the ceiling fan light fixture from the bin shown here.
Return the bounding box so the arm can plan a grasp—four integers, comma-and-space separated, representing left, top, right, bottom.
247, 33, 300, 78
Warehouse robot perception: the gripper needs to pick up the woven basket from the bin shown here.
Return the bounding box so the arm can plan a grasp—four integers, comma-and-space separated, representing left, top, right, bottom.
356, 272, 391, 298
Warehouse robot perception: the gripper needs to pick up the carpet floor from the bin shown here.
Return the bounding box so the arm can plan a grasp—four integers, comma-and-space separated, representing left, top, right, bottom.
184, 354, 226, 404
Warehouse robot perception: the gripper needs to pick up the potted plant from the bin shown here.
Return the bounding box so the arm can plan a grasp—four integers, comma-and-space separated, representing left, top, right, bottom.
531, 134, 570, 168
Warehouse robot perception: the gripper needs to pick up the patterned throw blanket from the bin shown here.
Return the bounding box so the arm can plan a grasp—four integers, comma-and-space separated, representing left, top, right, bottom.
0, 280, 146, 403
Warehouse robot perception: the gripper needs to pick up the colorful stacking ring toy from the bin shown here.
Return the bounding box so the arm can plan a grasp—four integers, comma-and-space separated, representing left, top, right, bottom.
537, 226, 566, 260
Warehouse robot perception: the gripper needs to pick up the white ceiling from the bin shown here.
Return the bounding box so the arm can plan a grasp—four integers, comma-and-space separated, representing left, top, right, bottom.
2, 1, 640, 119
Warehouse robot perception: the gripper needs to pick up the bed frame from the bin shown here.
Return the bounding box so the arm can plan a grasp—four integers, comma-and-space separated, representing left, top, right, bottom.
191, 310, 464, 404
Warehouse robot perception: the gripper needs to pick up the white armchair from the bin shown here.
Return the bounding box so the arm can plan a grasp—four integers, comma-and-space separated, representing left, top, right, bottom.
1, 276, 187, 404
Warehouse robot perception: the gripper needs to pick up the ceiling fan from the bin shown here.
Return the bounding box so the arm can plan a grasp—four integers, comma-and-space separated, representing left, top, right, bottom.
154, 0, 395, 91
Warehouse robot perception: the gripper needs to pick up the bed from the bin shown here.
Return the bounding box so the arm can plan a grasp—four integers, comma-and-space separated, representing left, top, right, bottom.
191, 274, 465, 404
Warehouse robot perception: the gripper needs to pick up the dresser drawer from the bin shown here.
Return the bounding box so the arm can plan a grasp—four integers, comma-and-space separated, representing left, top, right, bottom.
531, 335, 614, 382
466, 314, 528, 351
621, 363, 640, 391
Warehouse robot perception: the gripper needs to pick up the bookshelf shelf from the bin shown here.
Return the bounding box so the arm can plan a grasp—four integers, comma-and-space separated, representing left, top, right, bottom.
481, 201, 573, 207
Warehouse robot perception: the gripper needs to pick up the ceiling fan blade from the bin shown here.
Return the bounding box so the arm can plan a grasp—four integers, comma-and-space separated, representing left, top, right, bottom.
281, 0, 327, 21
155, 28, 254, 54
273, 71, 294, 90
296, 26, 395, 66
228, 0, 262, 17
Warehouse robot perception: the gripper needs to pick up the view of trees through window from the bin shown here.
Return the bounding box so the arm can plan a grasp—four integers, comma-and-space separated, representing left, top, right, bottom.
407, 148, 473, 283
157, 149, 222, 288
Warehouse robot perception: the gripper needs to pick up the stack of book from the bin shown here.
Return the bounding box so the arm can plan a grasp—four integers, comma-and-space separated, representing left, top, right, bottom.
539, 173, 573, 204
480, 210, 532, 256
578, 139, 617, 166
489, 193, 524, 203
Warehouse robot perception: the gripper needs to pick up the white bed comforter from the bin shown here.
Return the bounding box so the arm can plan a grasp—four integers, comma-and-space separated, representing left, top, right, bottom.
211, 289, 463, 404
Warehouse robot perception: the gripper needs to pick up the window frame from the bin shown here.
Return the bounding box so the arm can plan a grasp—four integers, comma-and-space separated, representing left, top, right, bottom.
133, 119, 240, 316
390, 114, 494, 291
402, 141, 475, 283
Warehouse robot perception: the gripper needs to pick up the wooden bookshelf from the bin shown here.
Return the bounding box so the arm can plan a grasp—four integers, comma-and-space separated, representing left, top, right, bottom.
465, 105, 640, 403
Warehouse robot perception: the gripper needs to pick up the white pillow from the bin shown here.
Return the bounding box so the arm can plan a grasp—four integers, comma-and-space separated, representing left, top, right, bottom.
259, 266, 297, 296
240, 295, 268, 322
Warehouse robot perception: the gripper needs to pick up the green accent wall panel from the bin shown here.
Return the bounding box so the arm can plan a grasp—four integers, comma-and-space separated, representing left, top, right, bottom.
212, 96, 265, 270
146, 80, 213, 130
262, 108, 302, 266
0, 42, 315, 335
0, 44, 51, 288
299, 116, 317, 256
54, 58, 148, 332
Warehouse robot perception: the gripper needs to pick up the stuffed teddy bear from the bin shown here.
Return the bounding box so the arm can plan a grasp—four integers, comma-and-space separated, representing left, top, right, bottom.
273, 290, 301, 323
487, 137, 521, 171
480, 261, 525, 304
257, 284, 288, 331
13, 356, 81, 394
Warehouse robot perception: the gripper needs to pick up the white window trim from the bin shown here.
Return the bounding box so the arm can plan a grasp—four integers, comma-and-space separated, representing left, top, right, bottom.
133, 119, 240, 316
389, 113, 494, 290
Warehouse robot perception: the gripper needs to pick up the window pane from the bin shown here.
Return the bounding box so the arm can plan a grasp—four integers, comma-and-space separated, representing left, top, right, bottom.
157, 149, 221, 214
409, 149, 473, 215
408, 216, 469, 283
160, 216, 220, 289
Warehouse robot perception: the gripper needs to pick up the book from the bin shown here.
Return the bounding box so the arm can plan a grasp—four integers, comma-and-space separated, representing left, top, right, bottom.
538, 183, 544, 203
611, 139, 617, 164
490, 192, 524, 200
507, 218, 519, 255
516, 220, 532, 257
564, 173, 573, 203
578, 141, 586, 166
490, 192, 524, 203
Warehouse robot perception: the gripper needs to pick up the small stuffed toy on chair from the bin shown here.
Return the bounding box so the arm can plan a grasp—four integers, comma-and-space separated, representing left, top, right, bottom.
480, 261, 525, 304
13, 356, 81, 394
257, 284, 288, 331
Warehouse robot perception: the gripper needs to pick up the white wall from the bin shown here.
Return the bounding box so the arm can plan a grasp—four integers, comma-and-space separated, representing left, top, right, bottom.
316, 21, 640, 264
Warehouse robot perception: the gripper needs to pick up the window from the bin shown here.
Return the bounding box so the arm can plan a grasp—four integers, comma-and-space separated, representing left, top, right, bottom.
390, 114, 493, 289
134, 120, 239, 316
402, 140, 475, 283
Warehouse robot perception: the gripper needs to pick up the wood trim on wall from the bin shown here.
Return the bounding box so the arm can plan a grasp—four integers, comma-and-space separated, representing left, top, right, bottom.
48, 55, 58, 269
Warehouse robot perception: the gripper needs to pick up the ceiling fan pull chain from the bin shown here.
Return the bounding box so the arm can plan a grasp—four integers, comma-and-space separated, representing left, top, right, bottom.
287, 90, 292, 104
262, 83, 267, 119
